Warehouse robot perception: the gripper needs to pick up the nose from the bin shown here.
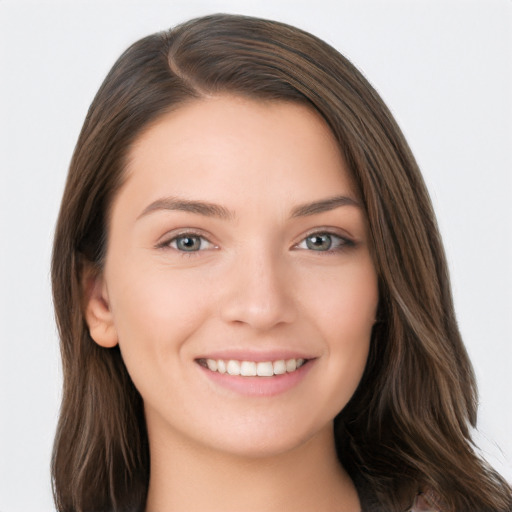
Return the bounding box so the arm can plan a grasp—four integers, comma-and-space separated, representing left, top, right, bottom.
218, 249, 296, 331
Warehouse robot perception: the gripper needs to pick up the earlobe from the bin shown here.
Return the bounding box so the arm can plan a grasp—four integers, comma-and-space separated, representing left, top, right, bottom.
83, 265, 118, 348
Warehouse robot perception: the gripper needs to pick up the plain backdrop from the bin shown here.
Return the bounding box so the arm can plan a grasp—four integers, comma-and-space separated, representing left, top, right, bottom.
1, 1, 511, 510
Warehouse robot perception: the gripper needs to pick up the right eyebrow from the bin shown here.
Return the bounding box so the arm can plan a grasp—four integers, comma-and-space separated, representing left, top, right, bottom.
136, 197, 235, 221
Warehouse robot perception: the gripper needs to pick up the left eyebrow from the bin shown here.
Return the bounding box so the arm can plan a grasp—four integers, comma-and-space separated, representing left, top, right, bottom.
290, 195, 361, 217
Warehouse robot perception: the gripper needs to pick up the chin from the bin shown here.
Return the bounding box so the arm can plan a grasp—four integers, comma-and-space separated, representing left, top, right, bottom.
199, 418, 333, 461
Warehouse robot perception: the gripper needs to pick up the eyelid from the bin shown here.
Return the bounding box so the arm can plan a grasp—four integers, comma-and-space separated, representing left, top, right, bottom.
293, 228, 356, 251
155, 229, 218, 251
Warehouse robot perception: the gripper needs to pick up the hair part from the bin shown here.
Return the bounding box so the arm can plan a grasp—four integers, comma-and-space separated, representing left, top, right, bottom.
51, 13, 512, 512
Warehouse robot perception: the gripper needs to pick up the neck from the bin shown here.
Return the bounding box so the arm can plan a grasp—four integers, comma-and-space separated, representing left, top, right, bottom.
144, 422, 360, 512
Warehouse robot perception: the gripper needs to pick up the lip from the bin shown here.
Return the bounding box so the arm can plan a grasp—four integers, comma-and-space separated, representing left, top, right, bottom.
196, 356, 315, 397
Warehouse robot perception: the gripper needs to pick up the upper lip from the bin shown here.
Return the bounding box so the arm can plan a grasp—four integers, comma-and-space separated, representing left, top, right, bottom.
195, 350, 316, 362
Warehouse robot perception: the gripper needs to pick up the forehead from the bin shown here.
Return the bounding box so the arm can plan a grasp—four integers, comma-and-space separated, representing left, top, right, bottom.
117, 95, 357, 215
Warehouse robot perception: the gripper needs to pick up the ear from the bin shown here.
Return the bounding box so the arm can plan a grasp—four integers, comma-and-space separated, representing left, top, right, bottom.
82, 264, 118, 348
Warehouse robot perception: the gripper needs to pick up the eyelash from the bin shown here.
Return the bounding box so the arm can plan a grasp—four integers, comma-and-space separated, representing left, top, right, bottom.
294, 231, 355, 254
157, 229, 355, 256
156, 230, 216, 256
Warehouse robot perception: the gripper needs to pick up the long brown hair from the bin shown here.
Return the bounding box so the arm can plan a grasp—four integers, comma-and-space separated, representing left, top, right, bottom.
51, 13, 512, 512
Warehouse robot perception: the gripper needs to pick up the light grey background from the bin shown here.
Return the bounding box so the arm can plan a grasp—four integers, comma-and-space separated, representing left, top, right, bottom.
1, 1, 511, 510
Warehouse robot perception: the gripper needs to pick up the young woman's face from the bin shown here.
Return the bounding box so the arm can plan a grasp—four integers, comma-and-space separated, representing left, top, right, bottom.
89, 95, 378, 457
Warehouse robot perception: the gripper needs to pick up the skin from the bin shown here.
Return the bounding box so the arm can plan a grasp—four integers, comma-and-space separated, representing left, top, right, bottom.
85, 95, 379, 511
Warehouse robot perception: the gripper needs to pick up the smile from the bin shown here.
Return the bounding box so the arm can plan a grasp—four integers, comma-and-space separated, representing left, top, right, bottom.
198, 358, 306, 377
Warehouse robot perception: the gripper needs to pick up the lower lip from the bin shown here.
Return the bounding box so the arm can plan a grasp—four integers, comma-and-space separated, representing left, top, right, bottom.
197, 360, 314, 397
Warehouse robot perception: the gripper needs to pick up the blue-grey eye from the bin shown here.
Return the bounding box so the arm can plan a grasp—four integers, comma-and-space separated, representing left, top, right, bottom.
305, 233, 333, 251
172, 235, 204, 252
296, 232, 353, 252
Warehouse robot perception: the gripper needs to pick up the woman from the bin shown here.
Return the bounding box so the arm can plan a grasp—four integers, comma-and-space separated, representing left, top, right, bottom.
51, 13, 512, 512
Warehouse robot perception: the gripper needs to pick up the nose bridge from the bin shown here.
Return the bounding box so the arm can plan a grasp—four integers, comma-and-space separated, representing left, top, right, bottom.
219, 243, 296, 330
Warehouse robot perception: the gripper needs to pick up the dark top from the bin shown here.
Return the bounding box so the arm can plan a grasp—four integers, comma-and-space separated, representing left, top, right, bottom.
353, 474, 383, 512
354, 475, 443, 512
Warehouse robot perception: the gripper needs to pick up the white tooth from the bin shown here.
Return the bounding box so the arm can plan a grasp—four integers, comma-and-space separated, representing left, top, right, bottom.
296, 358, 305, 368
217, 359, 226, 374
240, 361, 257, 376
273, 360, 286, 375
227, 360, 241, 376
256, 361, 274, 376
206, 359, 217, 371
285, 359, 297, 372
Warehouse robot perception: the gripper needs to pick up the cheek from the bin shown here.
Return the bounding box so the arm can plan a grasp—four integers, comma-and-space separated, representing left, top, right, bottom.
303, 259, 378, 338
105, 263, 218, 411
106, 262, 212, 360
328, 270, 377, 363
299, 260, 378, 402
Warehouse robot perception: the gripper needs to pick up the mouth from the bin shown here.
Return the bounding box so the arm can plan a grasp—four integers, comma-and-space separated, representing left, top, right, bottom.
195, 355, 315, 397
196, 357, 308, 377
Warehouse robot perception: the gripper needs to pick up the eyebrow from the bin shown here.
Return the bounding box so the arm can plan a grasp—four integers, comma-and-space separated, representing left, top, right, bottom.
138, 197, 234, 220
290, 195, 361, 217
137, 194, 360, 221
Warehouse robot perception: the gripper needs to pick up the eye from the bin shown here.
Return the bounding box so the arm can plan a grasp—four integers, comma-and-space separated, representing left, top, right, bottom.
296, 232, 354, 252
167, 234, 215, 252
